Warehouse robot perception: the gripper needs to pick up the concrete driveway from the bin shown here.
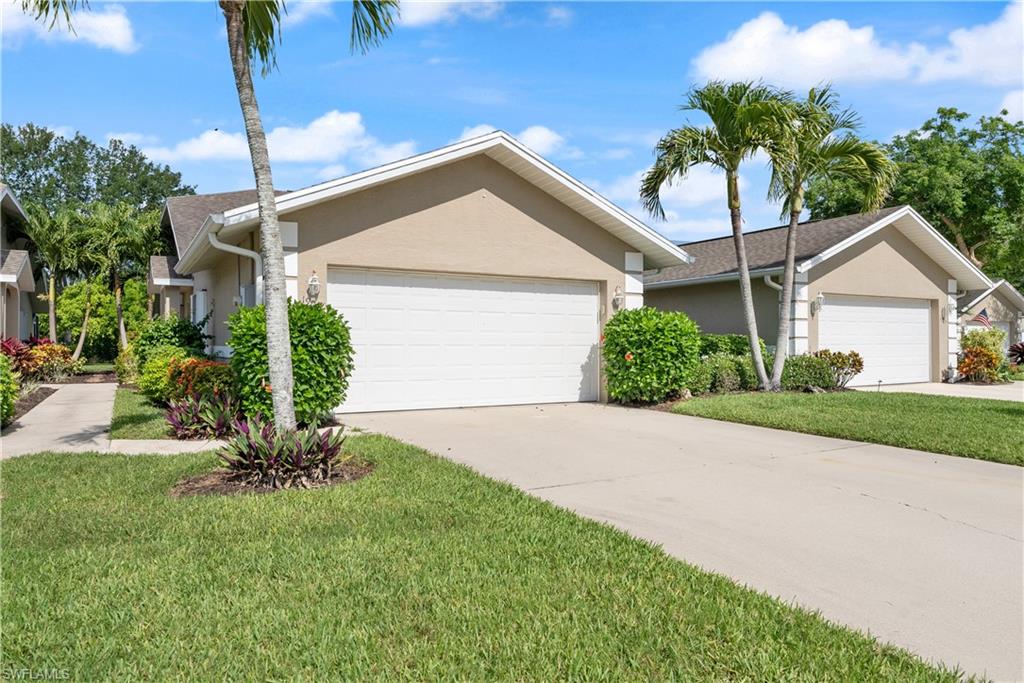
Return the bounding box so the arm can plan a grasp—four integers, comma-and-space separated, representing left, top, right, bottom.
862, 381, 1024, 401
347, 403, 1023, 681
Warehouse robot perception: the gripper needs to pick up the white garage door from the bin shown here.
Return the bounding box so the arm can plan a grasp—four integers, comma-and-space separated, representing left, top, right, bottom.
818, 295, 931, 386
327, 268, 601, 412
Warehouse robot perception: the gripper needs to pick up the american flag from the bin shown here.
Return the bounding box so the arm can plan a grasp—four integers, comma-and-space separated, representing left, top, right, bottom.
970, 308, 992, 328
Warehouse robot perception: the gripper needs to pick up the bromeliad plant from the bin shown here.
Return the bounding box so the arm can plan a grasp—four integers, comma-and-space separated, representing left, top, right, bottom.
219, 416, 348, 489
166, 392, 240, 440
1007, 342, 1024, 366
813, 349, 865, 389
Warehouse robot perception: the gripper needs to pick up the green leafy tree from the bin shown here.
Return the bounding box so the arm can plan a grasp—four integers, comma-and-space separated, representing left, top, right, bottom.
57, 277, 148, 360
806, 108, 1024, 289
0, 122, 193, 211
641, 81, 790, 389
764, 87, 895, 389
21, 203, 81, 340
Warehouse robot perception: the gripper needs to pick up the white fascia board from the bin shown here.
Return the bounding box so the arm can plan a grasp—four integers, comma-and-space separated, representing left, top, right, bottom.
0, 274, 15, 283
0, 186, 28, 222
175, 214, 224, 274
216, 132, 693, 268
152, 277, 194, 287
644, 266, 784, 290
962, 279, 1024, 313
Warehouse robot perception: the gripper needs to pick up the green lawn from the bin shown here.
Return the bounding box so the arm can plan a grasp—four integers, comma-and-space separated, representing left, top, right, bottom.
673, 391, 1023, 466
110, 387, 169, 440
0, 437, 963, 681
81, 362, 114, 374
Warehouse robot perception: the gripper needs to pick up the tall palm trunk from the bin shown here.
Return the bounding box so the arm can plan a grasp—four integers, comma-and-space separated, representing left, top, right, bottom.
72, 280, 92, 360
114, 272, 128, 349
221, 0, 296, 431
47, 274, 57, 340
728, 171, 770, 389
771, 192, 802, 390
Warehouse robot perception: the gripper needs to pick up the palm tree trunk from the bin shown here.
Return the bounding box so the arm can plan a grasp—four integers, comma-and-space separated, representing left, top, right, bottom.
771, 198, 802, 390
114, 272, 128, 349
47, 275, 57, 341
221, 0, 296, 431
728, 171, 770, 389
72, 280, 92, 361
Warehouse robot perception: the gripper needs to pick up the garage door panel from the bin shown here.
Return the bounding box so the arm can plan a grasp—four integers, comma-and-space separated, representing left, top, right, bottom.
819, 295, 931, 386
328, 268, 600, 412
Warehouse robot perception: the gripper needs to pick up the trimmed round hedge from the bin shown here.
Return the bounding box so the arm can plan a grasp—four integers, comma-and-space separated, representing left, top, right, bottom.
602, 307, 701, 404
228, 300, 354, 426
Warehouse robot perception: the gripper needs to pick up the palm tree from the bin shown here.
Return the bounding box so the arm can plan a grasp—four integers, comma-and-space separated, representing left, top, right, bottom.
765, 87, 896, 389
68, 219, 106, 360
22, 203, 77, 341
641, 81, 790, 389
24, 0, 399, 431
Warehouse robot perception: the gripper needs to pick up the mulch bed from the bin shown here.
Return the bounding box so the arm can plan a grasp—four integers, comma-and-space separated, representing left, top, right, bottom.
170, 460, 375, 498
57, 372, 117, 384
11, 386, 57, 422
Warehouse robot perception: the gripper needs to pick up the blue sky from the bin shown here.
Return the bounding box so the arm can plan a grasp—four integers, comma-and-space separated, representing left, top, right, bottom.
2, 1, 1021, 243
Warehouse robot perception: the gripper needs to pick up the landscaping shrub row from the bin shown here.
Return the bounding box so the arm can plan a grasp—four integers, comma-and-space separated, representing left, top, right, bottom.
1, 337, 82, 383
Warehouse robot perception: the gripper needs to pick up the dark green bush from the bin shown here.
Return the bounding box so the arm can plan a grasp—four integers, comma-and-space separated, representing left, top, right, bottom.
688, 352, 763, 395
138, 345, 193, 403
167, 358, 235, 401
700, 333, 768, 359
135, 316, 209, 367
781, 354, 836, 391
0, 355, 19, 427
602, 307, 701, 404
228, 301, 355, 425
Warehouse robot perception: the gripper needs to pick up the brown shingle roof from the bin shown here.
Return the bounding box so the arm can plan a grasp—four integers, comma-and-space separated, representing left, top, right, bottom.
149, 254, 189, 282
164, 189, 285, 257
645, 206, 907, 286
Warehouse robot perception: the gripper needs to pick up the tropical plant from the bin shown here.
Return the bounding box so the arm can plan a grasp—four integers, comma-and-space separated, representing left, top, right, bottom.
228, 301, 355, 426
641, 81, 790, 389
115, 343, 139, 385
699, 333, 768, 359
958, 345, 1002, 383
167, 357, 234, 402
25, 342, 83, 382
1, 337, 36, 376
780, 354, 836, 391
601, 307, 702, 404
135, 315, 210, 367
688, 352, 761, 395
219, 417, 349, 489
812, 349, 865, 389
165, 392, 240, 440
765, 86, 896, 390
21, 203, 79, 341
1009, 342, 1024, 365
961, 328, 1007, 361
138, 345, 193, 403
57, 277, 149, 360
0, 354, 19, 427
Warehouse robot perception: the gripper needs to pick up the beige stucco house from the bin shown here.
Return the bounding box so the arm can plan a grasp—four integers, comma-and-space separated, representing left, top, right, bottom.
959, 279, 1024, 352
645, 206, 1018, 386
0, 184, 36, 340
161, 132, 692, 412
147, 255, 193, 320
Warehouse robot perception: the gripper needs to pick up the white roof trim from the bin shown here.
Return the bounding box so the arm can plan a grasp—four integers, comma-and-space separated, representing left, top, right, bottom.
152, 277, 193, 288
180, 131, 691, 271
797, 206, 991, 289
0, 186, 28, 222
645, 266, 784, 290
961, 279, 1024, 313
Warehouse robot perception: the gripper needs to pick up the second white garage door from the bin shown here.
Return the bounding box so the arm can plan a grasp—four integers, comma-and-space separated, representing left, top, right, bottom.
818, 295, 931, 386
327, 268, 601, 412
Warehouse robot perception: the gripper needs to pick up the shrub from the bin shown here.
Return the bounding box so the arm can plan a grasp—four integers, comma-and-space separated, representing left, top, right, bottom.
601, 307, 701, 404
688, 352, 763, 395
167, 358, 235, 401
166, 392, 240, 440
219, 417, 348, 489
57, 277, 149, 361
228, 301, 355, 425
135, 316, 209, 367
26, 343, 83, 382
812, 349, 865, 389
1008, 342, 1024, 366
958, 345, 1001, 383
700, 333, 768, 359
115, 343, 140, 385
961, 328, 1006, 361
1, 337, 36, 376
781, 354, 836, 391
138, 345, 193, 403
0, 355, 19, 427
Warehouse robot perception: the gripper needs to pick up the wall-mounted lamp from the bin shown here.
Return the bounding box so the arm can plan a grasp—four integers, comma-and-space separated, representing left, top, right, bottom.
810, 292, 825, 316
611, 285, 626, 311
306, 270, 321, 303
942, 303, 957, 322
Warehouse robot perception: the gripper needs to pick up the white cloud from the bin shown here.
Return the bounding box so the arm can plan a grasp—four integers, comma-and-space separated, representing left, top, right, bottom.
400, 1, 503, 27
317, 164, 348, 180
455, 123, 582, 158
599, 166, 741, 209
105, 131, 159, 146
545, 5, 573, 27
1, 0, 138, 53
142, 110, 417, 168
692, 5, 1022, 89
1000, 90, 1024, 122
597, 148, 632, 160
281, 1, 333, 27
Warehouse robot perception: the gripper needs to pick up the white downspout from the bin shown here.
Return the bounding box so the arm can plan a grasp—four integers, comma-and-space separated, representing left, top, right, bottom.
763, 274, 783, 293
207, 214, 264, 305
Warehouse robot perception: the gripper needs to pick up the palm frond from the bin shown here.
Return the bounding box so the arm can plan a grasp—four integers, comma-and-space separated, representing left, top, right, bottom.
242, 0, 285, 75
640, 127, 717, 220
20, 0, 83, 31
351, 0, 399, 54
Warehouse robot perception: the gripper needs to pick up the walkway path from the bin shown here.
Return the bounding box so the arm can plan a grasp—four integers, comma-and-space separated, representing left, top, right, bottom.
1, 383, 219, 459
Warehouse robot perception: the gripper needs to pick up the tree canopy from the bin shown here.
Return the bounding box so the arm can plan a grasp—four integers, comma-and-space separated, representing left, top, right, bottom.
805, 108, 1024, 289
0, 123, 194, 212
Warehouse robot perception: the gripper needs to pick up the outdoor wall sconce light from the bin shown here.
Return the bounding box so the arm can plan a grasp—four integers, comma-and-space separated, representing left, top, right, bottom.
810, 292, 825, 316
306, 270, 321, 303
941, 303, 956, 322
612, 285, 626, 311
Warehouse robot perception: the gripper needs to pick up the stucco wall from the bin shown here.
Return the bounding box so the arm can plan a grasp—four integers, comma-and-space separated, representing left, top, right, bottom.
807, 224, 951, 380
644, 278, 780, 343
960, 290, 1022, 343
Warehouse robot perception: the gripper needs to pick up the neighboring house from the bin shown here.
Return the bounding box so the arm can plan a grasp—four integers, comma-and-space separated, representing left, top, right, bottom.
161, 132, 691, 412
0, 184, 36, 340
147, 255, 192, 320
645, 205, 994, 386
959, 279, 1024, 352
